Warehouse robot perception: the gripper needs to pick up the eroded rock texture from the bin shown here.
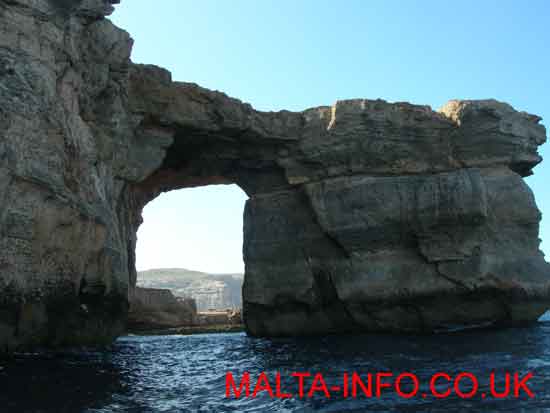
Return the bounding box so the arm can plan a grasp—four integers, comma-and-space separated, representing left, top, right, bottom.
0, 0, 548, 351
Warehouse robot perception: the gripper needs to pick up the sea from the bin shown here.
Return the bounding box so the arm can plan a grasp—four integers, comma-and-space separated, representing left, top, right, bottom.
1, 314, 549, 412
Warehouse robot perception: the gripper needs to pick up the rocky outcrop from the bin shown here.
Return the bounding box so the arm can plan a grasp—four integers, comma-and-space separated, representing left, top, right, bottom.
127, 287, 196, 331
0, 0, 548, 351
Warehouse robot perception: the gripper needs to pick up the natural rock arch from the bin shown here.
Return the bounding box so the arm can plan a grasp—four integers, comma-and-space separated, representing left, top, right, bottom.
0, 0, 549, 352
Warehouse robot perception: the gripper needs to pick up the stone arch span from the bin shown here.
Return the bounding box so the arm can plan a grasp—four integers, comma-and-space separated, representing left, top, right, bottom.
0, 0, 549, 352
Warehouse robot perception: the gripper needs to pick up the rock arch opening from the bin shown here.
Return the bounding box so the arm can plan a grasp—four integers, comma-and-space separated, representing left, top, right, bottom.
127, 184, 247, 332
135, 185, 247, 275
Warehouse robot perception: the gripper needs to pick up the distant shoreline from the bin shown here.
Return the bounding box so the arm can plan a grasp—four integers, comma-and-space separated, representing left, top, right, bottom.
127, 324, 245, 336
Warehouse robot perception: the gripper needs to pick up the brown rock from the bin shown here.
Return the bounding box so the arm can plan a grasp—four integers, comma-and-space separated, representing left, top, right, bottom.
127, 288, 196, 331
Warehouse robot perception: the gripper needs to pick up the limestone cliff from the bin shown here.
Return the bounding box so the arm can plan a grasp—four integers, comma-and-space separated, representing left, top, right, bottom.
137, 269, 243, 312
0, 0, 548, 351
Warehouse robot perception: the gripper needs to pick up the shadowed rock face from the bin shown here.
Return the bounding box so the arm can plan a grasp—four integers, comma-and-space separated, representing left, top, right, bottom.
127, 287, 196, 332
0, 0, 548, 351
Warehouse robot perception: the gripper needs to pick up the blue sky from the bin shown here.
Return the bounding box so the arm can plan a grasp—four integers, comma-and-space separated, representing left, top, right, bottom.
110, 0, 549, 273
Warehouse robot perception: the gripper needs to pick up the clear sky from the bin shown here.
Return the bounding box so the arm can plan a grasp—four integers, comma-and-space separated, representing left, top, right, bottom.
110, 0, 549, 273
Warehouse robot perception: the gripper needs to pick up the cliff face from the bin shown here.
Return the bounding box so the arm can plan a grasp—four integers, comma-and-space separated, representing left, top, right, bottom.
0, 0, 549, 351
137, 269, 243, 311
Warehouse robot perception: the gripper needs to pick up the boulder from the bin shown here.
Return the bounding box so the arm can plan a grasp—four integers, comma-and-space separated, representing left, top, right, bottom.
127, 288, 196, 331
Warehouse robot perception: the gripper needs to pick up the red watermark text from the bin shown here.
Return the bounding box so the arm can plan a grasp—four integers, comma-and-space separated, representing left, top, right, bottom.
225, 371, 535, 400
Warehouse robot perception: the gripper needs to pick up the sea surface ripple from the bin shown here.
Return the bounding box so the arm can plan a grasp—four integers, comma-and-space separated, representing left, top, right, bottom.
1, 317, 550, 412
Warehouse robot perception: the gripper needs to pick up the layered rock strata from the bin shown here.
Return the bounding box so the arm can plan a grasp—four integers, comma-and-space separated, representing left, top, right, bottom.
0, 0, 548, 351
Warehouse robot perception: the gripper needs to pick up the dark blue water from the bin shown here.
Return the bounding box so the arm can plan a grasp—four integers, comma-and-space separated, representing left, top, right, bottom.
1, 318, 550, 412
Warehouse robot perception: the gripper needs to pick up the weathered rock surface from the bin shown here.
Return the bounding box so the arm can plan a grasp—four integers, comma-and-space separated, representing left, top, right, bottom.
127, 287, 196, 332
0, 0, 549, 351
137, 268, 243, 311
